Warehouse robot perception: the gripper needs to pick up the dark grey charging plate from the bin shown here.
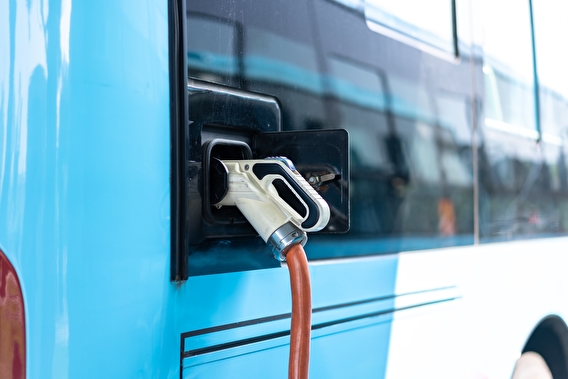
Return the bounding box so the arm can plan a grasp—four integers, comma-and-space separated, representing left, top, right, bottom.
254, 130, 350, 234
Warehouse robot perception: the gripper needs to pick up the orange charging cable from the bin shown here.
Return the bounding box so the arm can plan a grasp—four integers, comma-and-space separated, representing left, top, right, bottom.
283, 243, 312, 379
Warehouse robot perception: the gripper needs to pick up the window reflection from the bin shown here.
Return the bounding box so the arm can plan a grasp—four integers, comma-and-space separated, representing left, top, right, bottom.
186, 0, 474, 259
480, 0, 537, 136
186, 15, 240, 86
245, 27, 323, 96
364, 0, 455, 55
533, 0, 568, 143
478, 0, 568, 241
532, 0, 568, 236
326, 54, 472, 240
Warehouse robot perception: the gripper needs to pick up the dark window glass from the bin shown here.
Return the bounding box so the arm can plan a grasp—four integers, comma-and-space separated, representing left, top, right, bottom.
480, 0, 537, 135
478, 0, 568, 241
186, 0, 474, 260
533, 0, 568, 144
533, 0, 568, 231
363, 0, 455, 56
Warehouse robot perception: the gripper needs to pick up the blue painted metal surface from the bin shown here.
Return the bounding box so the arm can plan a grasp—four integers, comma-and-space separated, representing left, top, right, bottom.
0, 1, 399, 378
180, 256, 398, 379
0, 1, 174, 377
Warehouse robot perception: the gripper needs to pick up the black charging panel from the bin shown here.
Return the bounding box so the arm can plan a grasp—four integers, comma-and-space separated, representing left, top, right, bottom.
181, 79, 349, 278
253, 130, 349, 234
186, 79, 281, 247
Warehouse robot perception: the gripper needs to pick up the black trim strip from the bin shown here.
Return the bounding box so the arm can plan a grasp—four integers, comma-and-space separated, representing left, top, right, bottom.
181, 285, 456, 339
451, 0, 459, 58
184, 330, 291, 358
169, 0, 189, 281
182, 297, 459, 359
182, 312, 292, 339
181, 293, 397, 339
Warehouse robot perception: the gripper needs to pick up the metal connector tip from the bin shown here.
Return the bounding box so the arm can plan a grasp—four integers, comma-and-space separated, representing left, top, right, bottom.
268, 222, 307, 261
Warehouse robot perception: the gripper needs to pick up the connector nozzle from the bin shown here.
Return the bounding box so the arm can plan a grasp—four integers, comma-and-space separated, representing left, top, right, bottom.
268, 222, 307, 261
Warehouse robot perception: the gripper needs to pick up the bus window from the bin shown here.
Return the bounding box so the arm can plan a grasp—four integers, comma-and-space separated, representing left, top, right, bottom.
532, 0, 568, 146
185, 0, 474, 270
480, 0, 537, 137
186, 0, 325, 132
532, 0, 568, 143
477, 0, 568, 241
477, 0, 546, 241
186, 15, 240, 86
532, 0, 568, 229
363, 0, 456, 58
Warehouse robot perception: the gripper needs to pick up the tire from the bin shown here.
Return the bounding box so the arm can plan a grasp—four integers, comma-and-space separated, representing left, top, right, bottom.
511, 352, 553, 379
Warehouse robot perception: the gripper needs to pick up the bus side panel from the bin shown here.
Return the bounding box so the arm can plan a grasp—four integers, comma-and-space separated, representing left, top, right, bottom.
386, 238, 568, 379
0, 1, 177, 378
179, 256, 398, 379
182, 322, 393, 379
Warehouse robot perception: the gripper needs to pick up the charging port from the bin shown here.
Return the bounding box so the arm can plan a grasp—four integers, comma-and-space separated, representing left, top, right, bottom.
203, 138, 253, 226
175, 78, 349, 278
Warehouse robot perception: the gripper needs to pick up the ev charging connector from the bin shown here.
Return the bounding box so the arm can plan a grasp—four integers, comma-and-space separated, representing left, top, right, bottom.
212, 156, 330, 260
213, 155, 326, 379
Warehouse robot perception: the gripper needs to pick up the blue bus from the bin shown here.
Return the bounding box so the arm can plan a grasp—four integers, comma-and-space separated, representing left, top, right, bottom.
2, 0, 568, 378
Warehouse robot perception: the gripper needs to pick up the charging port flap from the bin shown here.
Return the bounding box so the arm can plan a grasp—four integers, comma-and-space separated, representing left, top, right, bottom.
254, 130, 349, 233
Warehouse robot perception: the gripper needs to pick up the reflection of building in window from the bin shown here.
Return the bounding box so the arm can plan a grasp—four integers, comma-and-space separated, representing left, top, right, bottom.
480, 0, 538, 138
532, 0, 568, 146
364, 0, 454, 50
245, 27, 322, 95
328, 0, 458, 59
326, 53, 472, 238
186, 11, 325, 130
186, 15, 240, 85
187, 15, 323, 95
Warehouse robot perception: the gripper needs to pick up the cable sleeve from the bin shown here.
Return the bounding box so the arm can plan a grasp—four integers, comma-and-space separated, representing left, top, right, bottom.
284, 243, 312, 379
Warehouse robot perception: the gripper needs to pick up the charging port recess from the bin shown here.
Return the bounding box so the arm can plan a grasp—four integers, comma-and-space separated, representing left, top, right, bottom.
176, 79, 349, 278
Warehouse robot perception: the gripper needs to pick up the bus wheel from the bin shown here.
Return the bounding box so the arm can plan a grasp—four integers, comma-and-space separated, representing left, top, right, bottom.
511, 352, 553, 379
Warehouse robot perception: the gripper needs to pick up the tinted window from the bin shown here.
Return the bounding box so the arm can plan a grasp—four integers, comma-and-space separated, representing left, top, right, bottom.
533, 0, 568, 143
533, 0, 568, 229
186, 0, 474, 263
480, 0, 537, 136
364, 0, 456, 55
477, 0, 568, 241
